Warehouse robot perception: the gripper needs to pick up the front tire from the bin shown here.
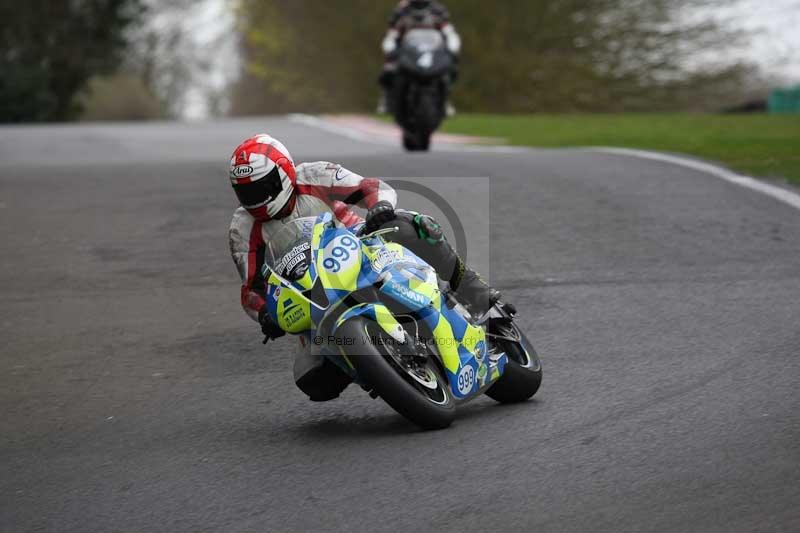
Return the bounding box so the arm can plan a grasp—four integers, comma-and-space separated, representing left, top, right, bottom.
485, 323, 543, 403
418, 131, 431, 151
337, 318, 455, 430
403, 131, 419, 151
403, 130, 431, 152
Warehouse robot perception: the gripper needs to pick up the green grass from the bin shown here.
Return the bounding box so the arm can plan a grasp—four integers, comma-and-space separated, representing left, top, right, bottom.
440, 114, 800, 185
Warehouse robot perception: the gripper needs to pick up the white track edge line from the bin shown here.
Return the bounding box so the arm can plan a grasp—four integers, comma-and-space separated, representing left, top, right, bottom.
588, 147, 800, 212
289, 113, 529, 152
288, 114, 393, 146
289, 114, 800, 212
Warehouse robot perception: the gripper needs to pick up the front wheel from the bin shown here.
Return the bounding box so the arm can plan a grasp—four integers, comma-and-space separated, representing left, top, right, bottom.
403, 130, 431, 152
485, 322, 543, 403
337, 318, 455, 429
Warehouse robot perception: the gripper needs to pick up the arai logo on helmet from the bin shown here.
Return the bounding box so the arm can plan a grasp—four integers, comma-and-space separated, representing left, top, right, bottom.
231, 165, 254, 178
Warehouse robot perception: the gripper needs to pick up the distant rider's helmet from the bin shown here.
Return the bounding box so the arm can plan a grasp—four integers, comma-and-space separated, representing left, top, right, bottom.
229, 134, 296, 221
409, 0, 432, 9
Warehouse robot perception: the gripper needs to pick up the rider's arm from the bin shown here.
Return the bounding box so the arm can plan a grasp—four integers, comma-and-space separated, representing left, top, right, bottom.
441, 23, 461, 55
382, 28, 401, 56
383, 3, 408, 57
297, 162, 398, 210
229, 208, 267, 322
433, 4, 461, 55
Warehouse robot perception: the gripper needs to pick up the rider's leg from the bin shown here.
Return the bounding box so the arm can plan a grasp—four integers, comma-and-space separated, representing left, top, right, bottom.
377, 63, 396, 114
293, 337, 352, 401
446, 63, 458, 117
379, 211, 501, 316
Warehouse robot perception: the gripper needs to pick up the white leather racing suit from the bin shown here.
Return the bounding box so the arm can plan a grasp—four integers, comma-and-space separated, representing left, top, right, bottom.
229, 158, 495, 401
229, 162, 397, 389
229, 161, 397, 322
382, 1, 462, 57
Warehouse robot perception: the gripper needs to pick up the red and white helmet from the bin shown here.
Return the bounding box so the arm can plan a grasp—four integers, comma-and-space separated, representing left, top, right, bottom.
229, 134, 296, 221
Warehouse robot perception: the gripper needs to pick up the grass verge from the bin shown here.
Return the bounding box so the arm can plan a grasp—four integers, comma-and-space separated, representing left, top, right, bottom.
440, 114, 800, 185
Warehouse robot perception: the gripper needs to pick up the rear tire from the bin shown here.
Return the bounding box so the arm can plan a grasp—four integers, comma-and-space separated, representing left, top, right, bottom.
337, 318, 455, 430
485, 324, 543, 403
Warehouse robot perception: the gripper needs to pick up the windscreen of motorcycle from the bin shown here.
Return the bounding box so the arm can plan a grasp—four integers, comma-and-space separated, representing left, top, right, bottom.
265, 217, 317, 286
402, 29, 445, 52
399, 29, 451, 75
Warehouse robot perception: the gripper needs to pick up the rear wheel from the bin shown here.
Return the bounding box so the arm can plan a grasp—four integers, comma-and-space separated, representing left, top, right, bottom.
485, 322, 543, 403
337, 318, 455, 429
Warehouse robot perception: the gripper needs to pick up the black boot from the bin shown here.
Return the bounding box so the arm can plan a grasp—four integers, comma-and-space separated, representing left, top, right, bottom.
452, 266, 501, 318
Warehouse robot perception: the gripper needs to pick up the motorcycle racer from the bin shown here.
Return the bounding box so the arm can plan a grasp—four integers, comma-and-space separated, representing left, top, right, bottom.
228, 133, 499, 400
378, 0, 461, 114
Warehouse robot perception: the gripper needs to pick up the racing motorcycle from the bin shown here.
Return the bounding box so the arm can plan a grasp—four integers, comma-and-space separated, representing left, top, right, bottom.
262, 213, 542, 430
391, 29, 455, 152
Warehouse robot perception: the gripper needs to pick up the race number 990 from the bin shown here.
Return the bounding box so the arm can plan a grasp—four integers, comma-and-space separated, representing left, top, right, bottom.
322, 235, 360, 274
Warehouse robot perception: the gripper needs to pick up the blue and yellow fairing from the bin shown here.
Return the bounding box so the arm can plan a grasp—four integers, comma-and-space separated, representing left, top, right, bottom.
262, 213, 507, 400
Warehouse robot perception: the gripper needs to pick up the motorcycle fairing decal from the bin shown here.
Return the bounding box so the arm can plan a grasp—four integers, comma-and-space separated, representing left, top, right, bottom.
332, 303, 405, 343
437, 300, 468, 341
262, 258, 316, 293
429, 313, 462, 375
316, 227, 362, 292
262, 216, 323, 308
272, 284, 313, 333
408, 276, 439, 301
333, 304, 374, 330
370, 246, 440, 313
379, 278, 432, 312
490, 356, 507, 382
362, 241, 407, 274
420, 299, 494, 399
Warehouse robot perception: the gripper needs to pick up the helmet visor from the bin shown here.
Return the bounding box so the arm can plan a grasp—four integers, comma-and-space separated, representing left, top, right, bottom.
233, 166, 284, 208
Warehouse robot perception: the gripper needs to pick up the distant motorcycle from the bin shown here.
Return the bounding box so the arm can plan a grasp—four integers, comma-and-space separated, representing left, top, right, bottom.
391, 29, 454, 151
261, 213, 543, 430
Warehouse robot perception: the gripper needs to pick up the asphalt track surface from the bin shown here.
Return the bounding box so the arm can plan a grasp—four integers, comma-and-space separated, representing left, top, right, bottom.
2, 117, 799, 532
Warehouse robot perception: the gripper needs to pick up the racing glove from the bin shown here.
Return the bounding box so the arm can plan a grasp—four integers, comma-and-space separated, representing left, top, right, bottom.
259, 306, 285, 344
365, 201, 396, 234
